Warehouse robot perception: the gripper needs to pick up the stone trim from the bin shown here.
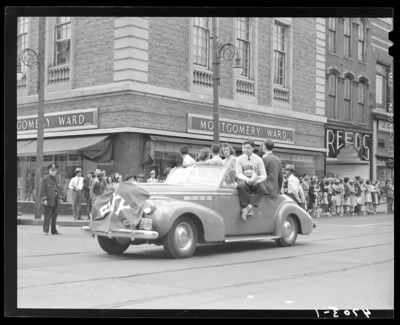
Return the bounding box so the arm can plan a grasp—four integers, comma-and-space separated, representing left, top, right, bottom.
17, 81, 328, 124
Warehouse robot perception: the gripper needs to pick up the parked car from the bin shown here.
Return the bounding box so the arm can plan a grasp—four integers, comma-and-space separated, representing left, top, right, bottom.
82, 165, 316, 259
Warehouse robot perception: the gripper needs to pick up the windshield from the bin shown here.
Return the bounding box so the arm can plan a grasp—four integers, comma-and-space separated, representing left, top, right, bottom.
165, 165, 224, 186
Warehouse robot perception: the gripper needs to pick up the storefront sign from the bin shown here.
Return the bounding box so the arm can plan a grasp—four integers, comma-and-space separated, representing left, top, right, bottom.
187, 113, 294, 144
378, 120, 392, 133
67, 154, 82, 166
326, 128, 371, 161
17, 108, 98, 134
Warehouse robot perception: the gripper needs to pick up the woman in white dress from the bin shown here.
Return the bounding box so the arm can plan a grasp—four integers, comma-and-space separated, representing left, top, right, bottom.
371, 180, 379, 212
364, 180, 373, 213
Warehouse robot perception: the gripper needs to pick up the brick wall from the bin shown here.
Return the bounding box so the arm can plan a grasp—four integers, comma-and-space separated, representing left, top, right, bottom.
218, 17, 234, 100
28, 17, 39, 96
325, 18, 372, 127
73, 17, 114, 89
257, 18, 273, 107
292, 18, 316, 115
148, 17, 189, 92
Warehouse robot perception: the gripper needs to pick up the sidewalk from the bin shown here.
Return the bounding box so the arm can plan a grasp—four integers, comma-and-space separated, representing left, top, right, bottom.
17, 203, 392, 227
315, 202, 392, 218
17, 214, 90, 227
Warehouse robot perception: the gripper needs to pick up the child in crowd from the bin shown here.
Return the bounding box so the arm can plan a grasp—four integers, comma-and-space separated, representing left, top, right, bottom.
343, 177, 351, 214
371, 180, 379, 212
359, 179, 366, 214
349, 179, 357, 215
322, 188, 330, 216
364, 180, 373, 213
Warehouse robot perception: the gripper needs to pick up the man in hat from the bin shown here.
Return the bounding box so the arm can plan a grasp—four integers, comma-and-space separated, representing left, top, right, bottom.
69, 167, 84, 220
40, 164, 62, 235
82, 169, 94, 220
137, 173, 145, 183
90, 169, 105, 207
236, 140, 267, 221
147, 170, 158, 183
284, 164, 306, 209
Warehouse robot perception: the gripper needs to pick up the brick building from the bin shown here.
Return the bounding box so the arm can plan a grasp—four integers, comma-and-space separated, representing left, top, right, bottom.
323, 17, 392, 180
369, 18, 394, 183
17, 17, 328, 207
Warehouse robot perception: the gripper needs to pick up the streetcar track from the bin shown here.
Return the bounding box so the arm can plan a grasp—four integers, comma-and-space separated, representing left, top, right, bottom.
98, 258, 394, 309
17, 229, 394, 259
18, 241, 393, 290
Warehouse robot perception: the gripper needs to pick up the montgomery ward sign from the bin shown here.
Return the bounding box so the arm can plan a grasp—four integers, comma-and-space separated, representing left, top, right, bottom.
187, 113, 294, 144
17, 108, 98, 134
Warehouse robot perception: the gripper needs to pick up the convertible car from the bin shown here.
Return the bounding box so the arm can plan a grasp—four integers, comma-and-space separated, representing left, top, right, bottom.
82, 165, 316, 259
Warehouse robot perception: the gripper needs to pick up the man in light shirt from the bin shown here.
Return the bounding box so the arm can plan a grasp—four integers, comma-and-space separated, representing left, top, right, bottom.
180, 145, 196, 167
147, 170, 158, 183
69, 167, 84, 220
236, 140, 267, 221
284, 164, 306, 208
203, 144, 224, 166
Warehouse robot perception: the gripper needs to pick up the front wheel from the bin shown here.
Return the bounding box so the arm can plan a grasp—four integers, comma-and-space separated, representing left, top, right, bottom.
275, 215, 298, 247
98, 235, 130, 254
163, 217, 198, 259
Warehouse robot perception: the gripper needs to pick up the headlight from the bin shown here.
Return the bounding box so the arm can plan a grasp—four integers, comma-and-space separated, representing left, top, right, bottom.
143, 200, 155, 215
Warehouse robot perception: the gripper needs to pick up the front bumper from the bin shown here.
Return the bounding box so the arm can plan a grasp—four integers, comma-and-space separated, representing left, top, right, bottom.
81, 226, 159, 241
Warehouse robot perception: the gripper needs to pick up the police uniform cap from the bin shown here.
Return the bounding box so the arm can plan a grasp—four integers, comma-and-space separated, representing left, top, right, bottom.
48, 164, 58, 170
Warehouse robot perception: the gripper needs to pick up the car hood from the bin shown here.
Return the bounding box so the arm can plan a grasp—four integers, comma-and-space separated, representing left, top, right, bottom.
136, 183, 215, 198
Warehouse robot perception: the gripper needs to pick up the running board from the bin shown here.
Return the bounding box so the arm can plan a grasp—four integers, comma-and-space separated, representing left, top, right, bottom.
224, 235, 280, 243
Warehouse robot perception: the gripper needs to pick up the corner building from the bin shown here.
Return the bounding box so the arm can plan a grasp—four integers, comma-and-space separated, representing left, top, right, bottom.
17, 17, 328, 203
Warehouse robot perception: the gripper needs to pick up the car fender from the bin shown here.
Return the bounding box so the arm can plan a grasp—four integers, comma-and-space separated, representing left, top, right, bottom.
273, 202, 314, 236
145, 199, 225, 242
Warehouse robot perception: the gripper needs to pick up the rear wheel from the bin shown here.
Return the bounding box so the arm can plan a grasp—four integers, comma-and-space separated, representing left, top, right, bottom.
275, 215, 298, 247
163, 217, 198, 259
98, 235, 130, 254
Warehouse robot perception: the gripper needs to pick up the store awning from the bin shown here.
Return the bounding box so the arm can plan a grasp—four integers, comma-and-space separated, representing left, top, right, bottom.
17, 135, 108, 156
17, 140, 34, 150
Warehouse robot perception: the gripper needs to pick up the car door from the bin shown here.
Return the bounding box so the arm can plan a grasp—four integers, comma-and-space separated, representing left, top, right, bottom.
217, 171, 275, 236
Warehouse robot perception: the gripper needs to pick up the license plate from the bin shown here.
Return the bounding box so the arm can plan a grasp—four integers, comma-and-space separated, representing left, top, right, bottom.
138, 218, 152, 230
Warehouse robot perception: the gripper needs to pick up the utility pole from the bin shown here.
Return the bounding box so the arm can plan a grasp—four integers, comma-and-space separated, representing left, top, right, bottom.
35, 17, 46, 219
212, 17, 219, 145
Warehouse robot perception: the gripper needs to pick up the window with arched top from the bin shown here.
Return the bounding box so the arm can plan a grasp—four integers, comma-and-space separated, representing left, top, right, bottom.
328, 18, 337, 53
344, 77, 352, 121
328, 73, 337, 118
358, 20, 366, 62
358, 81, 367, 124
344, 18, 352, 57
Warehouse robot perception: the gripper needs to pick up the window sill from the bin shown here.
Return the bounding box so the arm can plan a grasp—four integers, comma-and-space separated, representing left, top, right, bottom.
358, 123, 368, 127
328, 51, 340, 57
328, 118, 339, 121
344, 120, 355, 124
344, 56, 353, 61
358, 60, 367, 66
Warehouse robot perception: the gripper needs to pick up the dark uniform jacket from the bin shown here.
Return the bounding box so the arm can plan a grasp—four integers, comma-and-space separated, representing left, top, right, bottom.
40, 175, 60, 206
262, 152, 283, 196
82, 176, 92, 198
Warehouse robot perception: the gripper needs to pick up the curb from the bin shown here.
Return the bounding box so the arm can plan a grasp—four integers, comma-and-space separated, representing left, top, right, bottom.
312, 212, 391, 218
17, 219, 90, 227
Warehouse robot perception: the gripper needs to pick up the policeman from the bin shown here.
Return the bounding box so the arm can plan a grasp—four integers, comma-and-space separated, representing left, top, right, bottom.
40, 163, 62, 235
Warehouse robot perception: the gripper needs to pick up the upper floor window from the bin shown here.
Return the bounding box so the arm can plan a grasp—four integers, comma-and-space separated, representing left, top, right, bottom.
328, 18, 337, 53
358, 81, 367, 123
376, 63, 389, 111
54, 17, 71, 66
193, 18, 210, 68
328, 74, 337, 118
273, 23, 287, 86
17, 17, 29, 70
344, 18, 351, 57
237, 17, 250, 78
358, 20, 366, 62
344, 77, 352, 121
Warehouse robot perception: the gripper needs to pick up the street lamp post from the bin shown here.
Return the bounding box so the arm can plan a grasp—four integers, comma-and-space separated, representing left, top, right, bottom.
17, 17, 46, 219
211, 17, 243, 144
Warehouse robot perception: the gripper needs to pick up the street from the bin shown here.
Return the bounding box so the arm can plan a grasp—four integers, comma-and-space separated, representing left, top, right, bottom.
17, 213, 393, 311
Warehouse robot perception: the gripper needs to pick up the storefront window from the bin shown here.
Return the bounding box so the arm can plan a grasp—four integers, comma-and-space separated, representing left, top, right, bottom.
275, 150, 324, 178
